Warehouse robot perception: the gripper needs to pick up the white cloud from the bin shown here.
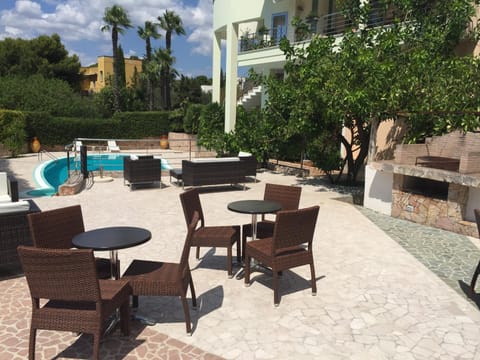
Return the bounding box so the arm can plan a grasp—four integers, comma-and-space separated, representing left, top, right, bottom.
15, 1, 42, 17
0, 0, 213, 72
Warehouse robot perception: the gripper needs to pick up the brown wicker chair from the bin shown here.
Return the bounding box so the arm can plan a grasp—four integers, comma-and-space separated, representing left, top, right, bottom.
27, 205, 112, 279
122, 211, 200, 334
470, 209, 480, 291
180, 188, 241, 278
244, 205, 320, 306
241, 183, 302, 259
17, 246, 131, 360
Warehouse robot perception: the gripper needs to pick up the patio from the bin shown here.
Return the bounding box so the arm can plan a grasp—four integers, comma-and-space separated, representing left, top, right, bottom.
2, 153, 480, 359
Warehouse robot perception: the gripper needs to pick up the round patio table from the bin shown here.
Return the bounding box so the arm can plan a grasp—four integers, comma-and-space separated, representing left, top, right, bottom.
72, 226, 151, 280
228, 200, 282, 241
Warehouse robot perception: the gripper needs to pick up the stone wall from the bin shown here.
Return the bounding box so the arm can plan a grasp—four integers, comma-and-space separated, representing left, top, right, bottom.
392, 176, 477, 237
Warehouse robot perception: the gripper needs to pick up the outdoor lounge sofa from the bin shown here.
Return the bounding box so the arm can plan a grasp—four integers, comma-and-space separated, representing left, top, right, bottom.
181, 155, 257, 188
123, 155, 162, 190
0, 173, 41, 268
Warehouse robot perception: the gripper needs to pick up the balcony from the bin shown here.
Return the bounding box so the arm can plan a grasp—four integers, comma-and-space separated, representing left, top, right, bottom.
238, 6, 397, 53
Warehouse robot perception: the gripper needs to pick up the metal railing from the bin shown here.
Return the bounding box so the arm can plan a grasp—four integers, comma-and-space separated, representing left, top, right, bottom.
238, 5, 399, 52
62, 137, 217, 174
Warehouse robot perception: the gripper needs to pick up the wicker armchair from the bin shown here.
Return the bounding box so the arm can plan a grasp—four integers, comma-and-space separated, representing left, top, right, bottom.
180, 188, 241, 277
470, 208, 480, 291
17, 246, 131, 360
123, 156, 161, 190
122, 211, 200, 334
27, 205, 112, 279
244, 205, 320, 306
241, 183, 302, 259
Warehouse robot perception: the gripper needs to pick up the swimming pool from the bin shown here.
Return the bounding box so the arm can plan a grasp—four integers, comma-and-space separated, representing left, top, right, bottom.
32, 154, 171, 196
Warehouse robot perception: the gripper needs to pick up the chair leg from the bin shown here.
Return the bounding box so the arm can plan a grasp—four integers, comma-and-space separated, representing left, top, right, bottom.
29, 327, 36, 360
196, 246, 200, 260
273, 269, 280, 306
310, 262, 317, 296
93, 332, 100, 360
120, 302, 131, 335
227, 246, 233, 278
244, 255, 251, 286
236, 239, 241, 263
180, 295, 192, 334
241, 232, 247, 261
470, 260, 480, 292
189, 274, 197, 309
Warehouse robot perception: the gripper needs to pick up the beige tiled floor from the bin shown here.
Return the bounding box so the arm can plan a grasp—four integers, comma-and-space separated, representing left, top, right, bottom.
2, 153, 480, 359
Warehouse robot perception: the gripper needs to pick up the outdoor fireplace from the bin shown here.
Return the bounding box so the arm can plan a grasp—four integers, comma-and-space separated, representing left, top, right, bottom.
399, 175, 448, 200
364, 130, 480, 237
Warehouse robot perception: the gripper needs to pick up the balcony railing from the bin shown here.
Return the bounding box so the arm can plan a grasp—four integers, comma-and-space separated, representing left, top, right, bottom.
239, 6, 398, 53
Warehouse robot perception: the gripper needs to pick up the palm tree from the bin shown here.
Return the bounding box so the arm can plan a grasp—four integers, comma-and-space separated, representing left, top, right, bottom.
148, 48, 175, 109
138, 21, 161, 110
101, 5, 132, 113
157, 10, 185, 109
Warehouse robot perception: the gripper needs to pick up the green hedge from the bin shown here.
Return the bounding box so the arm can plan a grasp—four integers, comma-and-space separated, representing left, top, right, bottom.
0, 109, 26, 156
21, 110, 171, 147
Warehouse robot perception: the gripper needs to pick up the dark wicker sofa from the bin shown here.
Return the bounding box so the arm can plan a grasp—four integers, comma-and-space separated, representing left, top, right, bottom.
0, 200, 41, 268
182, 156, 257, 188
123, 155, 162, 190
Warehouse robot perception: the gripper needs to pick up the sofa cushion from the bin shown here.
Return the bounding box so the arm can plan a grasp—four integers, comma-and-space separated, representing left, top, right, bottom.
0, 200, 30, 214
0, 194, 11, 203
0, 173, 7, 195
191, 157, 240, 163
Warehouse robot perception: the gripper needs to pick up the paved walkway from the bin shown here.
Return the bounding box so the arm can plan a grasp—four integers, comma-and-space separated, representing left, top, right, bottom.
2, 153, 480, 359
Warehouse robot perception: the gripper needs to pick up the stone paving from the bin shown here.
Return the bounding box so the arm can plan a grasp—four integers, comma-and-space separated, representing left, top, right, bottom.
2, 153, 480, 359
359, 207, 480, 303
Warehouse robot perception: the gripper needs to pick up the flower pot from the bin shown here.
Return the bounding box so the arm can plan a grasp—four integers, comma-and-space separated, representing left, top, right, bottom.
31, 137, 41, 153
160, 135, 169, 149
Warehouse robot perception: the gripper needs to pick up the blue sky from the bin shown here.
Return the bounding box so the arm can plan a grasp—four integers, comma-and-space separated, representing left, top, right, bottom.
0, 0, 214, 78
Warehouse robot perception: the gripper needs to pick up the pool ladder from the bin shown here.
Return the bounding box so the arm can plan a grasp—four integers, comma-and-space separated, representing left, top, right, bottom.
38, 149, 58, 161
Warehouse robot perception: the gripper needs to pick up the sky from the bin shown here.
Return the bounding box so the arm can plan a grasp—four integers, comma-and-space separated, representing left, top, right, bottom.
0, 0, 214, 78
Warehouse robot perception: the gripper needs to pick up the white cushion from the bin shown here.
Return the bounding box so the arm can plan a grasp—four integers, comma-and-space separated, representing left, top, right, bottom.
130, 154, 139, 160
0, 172, 7, 195
0, 194, 11, 203
0, 200, 30, 214
238, 151, 252, 157
191, 157, 240, 163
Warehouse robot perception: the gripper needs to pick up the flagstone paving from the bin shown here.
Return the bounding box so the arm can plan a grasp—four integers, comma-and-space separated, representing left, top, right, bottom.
2, 153, 480, 359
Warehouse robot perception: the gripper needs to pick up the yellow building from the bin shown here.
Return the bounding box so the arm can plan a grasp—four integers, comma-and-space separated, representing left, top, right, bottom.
80, 56, 143, 93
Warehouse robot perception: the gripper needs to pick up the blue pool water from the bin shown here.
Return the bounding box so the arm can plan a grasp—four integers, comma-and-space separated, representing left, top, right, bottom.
32, 154, 170, 195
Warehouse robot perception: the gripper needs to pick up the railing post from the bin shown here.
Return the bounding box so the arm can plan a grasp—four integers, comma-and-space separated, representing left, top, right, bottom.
189, 138, 192, 160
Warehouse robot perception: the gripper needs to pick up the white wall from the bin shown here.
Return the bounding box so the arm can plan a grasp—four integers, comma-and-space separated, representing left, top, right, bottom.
363, 165, 393, 215
466, 187, 480, 222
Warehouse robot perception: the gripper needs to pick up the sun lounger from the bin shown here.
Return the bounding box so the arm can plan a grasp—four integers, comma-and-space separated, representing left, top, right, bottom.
107, 140, 120, 152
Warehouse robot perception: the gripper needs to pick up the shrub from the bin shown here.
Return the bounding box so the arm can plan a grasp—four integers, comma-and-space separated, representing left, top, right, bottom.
0, 109, 26, 157
183, 103, 204, 134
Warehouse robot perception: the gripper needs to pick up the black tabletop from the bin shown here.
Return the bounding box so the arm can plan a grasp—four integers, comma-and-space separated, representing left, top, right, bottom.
72, 226, 151, 251
228, 200, 281, 215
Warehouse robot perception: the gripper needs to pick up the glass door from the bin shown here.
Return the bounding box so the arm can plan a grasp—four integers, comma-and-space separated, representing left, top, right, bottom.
271, 12, 288, 44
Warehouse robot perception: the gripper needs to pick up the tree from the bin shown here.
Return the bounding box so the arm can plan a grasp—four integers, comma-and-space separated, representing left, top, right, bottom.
138, 21, 161, 110
117, 45, 126, 88
101, 5, 132, 113
157, 9, 185, 109
0, 34, 81, 88
253, 0, 480, 184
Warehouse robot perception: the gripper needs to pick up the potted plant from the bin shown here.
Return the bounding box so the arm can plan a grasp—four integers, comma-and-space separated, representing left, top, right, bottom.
292, 16, 310, 41
306, 12, 319, 33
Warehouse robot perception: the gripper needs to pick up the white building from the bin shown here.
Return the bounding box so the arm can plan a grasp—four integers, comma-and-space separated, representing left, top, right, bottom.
212, 0, 392, 132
